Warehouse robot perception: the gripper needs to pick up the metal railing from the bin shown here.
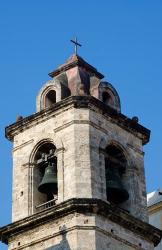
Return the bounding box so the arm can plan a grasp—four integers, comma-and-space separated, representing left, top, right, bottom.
35, 198, 57, 212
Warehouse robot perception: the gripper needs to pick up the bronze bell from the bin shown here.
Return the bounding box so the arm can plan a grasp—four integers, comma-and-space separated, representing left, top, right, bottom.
106, 168, 129, 204
38, 163, 57, 195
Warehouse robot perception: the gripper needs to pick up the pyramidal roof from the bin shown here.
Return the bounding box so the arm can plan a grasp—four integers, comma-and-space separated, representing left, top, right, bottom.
48, 54, 104, 79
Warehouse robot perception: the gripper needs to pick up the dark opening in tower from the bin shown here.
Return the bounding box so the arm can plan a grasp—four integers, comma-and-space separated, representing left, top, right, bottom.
105, 144, 129, 204
102, 91, 111, 105
34, 142, 58, 211
45, 90, 56, 108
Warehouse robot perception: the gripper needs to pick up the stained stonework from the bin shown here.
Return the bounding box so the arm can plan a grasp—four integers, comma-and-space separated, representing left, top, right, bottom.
5, 96, 149, 222
0, 54, 162, 249
0, 199, 161, 250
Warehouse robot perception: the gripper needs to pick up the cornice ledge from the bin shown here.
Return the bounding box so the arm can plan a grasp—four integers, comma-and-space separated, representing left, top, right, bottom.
0, 198, 161, 246
5, 96, 150, 144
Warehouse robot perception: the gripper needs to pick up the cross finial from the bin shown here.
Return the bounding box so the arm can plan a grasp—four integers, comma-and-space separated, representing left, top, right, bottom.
70, 37, 82, 55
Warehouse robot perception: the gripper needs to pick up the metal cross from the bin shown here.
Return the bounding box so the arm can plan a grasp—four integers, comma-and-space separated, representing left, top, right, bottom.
70, 37, 82, 55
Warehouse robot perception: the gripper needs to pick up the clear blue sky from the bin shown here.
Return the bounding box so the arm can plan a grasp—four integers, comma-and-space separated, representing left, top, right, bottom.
0, 1, 162, 249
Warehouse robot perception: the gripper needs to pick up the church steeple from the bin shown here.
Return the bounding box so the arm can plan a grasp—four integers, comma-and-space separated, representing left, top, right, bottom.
48, 54, 104, 97
0, 50, 162, 250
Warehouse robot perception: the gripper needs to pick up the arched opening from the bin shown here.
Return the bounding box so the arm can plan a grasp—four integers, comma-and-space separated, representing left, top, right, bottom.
105, 144, 129, 204
45, 90, 56, 108
102, 91, 111, 105
33, 142, 58, 212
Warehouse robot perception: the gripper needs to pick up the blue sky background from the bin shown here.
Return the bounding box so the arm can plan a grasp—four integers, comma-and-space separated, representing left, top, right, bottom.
0, 1, 162, 249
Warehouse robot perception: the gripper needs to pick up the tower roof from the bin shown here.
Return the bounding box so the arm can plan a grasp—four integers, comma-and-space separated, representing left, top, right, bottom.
147, 189, 162, 207
48, 54, 104, 79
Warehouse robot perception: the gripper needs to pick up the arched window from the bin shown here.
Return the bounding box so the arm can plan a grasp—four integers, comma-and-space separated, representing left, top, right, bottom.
102, 91, 111, 105
33, 142, 58, 212
45, 90, 56, 108
105, 144, 129, 204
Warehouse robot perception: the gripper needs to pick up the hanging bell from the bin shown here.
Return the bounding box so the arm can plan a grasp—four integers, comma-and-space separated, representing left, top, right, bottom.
38, 163, 57, 195
106, 168, 129, 204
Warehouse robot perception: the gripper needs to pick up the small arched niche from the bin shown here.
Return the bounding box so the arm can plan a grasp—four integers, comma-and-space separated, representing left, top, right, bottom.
104, 144, 129, 204
32, 142, 58, 213
45, 90, 56, 108
99, 81, 121, 113
36, 78, 71, 112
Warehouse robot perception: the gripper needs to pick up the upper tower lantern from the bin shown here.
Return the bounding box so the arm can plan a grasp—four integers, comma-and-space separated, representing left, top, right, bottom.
37, 54, 121, 113
0, 48, 161, 250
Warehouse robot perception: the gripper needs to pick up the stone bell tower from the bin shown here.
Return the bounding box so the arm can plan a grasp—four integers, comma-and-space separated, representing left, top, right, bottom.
0, 51, 162, 249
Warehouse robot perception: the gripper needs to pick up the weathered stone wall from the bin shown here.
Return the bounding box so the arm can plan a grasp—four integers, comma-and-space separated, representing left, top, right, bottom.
89, 107, 148, 221
95, 214, 154, 250
12, 106, 91, 221
12, 105, 76, 221
8, 213, 154, 250
8, 213, 78, 250
12, 103, 148, 223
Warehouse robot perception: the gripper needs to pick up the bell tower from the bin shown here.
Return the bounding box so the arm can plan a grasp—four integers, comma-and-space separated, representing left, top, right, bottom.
0, 52, 162, 249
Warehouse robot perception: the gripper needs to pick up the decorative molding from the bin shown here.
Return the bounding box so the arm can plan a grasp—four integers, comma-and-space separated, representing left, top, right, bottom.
8, 225, 146, 250
54, 119, 108, 135
13, 139, 34, 152
5, 96, 150, 144
127, 143, 144, 155
0, 198, 161, 246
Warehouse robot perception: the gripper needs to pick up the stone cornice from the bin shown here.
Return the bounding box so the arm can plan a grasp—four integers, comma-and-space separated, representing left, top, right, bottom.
5, 96, 150, 144
0, 198, 161, 246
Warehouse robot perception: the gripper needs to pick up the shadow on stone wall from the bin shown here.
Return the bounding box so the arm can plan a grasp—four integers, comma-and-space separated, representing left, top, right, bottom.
45, 225, 71, 250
